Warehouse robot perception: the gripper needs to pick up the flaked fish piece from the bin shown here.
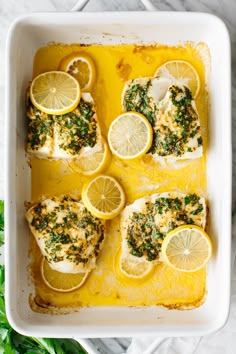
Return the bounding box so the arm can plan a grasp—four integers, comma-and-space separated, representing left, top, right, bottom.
25, 196, 105, 273
122, 78, 203, 161
120, 192, 207, 263
122, 77, 171, 126
26, 92, 103, 160
151, 84, 203, 160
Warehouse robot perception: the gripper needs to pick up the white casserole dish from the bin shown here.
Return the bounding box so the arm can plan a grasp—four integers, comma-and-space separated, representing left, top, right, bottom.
5, 11, 231, 338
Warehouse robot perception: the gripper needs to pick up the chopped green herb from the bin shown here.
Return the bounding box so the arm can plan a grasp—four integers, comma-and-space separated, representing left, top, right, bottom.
184, 194, 200, 205
191, 204, 204, 215
198, 136, 203, 146
150, 85, 202, 157
123, 79, 158, 126
27, 101, 54, 150
57, 99, 97, 154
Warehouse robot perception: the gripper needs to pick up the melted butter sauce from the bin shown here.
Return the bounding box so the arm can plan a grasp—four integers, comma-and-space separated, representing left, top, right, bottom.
31, 43, 208, 309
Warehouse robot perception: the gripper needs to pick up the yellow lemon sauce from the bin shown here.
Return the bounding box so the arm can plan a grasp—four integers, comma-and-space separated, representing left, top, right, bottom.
30, 43, 208, 310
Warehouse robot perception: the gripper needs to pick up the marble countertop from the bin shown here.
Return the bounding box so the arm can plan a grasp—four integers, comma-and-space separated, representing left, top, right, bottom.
0, 0, 235, 353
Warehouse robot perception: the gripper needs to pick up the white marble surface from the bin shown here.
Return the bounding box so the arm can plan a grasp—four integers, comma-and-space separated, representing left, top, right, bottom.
0, 0, 235, 353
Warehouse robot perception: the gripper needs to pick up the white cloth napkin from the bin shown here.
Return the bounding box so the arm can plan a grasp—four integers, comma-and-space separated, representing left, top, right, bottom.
126, 216, 236, 354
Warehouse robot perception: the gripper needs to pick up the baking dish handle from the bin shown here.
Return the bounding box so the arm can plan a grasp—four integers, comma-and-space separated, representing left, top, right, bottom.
70, 0, 157, 12
140, 0, 157, 11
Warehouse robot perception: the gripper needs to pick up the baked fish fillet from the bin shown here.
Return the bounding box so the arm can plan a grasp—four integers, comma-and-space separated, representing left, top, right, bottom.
122, 78, 203, 161
26, 92, 103, 160
120, 192, 206, 263
25, 196, 105, 273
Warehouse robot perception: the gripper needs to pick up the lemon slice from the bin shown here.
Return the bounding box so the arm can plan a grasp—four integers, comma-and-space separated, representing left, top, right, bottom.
69, 139, 111, 176
113, 248, 154, 284
30, 71, 81, 115
119, 254, 154, 279
108, 112, 153, 159
82, 175, 126, 220
41, 258, 89, 293
154, 60, 200, 98
161, 225, 212, 272
59, 53, 96, 91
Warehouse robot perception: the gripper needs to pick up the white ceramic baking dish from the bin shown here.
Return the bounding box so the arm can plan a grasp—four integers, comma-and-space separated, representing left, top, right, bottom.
5, 11, 231, 338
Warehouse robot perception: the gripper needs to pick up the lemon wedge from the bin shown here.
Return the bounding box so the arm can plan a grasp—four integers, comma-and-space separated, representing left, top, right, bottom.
41, 258, 89, 293
108, 112, 153, 159
154, 60, 200, 98
161, 225, 212, 272
69, 139, 111, 176
82, 175, 126, 220
30, 71, 81, 115
59, 52, 96, 91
